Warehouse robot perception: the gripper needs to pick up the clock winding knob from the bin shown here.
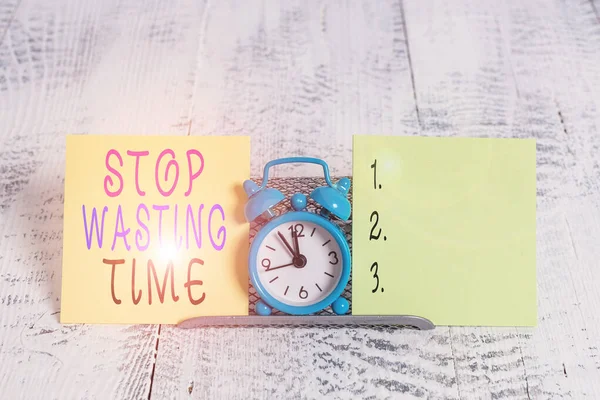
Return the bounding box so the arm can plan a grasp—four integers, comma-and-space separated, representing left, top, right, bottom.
291, 193, 307, 211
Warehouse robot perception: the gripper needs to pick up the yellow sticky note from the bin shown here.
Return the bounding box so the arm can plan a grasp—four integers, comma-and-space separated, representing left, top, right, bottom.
351, 135, 536, 326
61, 135, 250, 324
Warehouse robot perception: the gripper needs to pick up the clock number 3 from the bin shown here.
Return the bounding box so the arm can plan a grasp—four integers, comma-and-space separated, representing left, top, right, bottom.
328, 251, 338, 265
370, 262, 379, 293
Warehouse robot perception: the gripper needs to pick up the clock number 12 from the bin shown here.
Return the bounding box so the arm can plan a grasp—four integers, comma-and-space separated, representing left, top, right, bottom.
288, 223, 304, 237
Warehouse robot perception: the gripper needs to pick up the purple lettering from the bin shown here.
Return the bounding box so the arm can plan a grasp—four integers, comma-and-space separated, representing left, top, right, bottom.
186, 204, 204, 250
173, 204, 183, 250
136, 203, 150, 251
82, 205, 108, 249
112, 205, 131, 251
208, 204, 226, 251
152, 205, 169, 245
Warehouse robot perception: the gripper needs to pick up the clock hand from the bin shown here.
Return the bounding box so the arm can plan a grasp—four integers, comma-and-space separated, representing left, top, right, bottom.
265, 262, 295, 272
277, 231, 297, 257
292, 228, 301, 256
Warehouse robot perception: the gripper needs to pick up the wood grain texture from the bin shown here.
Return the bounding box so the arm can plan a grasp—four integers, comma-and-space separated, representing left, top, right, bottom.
403, 0, 600, 398
186, 0, 420, 177
0, 0, 206, 398
154, 326, 459, 399
151, 1, 455, 399
592, 0, 600, 23
0, 0, 19, 45
506, 0, 600, 398
1, 0, 600, 399
403, 1, 534, 398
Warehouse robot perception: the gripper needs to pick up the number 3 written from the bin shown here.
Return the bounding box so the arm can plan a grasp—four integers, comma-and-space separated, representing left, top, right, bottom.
370, 262, 379, 293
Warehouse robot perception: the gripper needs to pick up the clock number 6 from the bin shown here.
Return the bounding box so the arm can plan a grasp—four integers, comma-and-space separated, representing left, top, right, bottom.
370, 262, 379, 293
299, 286, 308, 299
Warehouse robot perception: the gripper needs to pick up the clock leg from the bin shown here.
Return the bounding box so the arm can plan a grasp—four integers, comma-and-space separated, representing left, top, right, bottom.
332, 297, 349, 315
256, 300, 272, 316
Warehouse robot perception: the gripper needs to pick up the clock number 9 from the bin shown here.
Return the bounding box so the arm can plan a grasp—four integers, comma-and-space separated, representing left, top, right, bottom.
299, 286, 308, 299
261, 258, 271, 269
370, 262, 379, 293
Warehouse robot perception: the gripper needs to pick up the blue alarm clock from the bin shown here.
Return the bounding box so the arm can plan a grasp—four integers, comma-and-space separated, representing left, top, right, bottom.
243, 157, 351, 316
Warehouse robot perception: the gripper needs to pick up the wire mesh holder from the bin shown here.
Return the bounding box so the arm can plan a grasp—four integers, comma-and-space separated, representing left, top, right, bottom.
178, 177, 435, 330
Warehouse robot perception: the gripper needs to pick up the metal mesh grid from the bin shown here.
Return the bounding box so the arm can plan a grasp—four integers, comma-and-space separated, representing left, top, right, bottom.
178, 177, 433, 329
247, 177, 353, 316
179, 317, 428, 330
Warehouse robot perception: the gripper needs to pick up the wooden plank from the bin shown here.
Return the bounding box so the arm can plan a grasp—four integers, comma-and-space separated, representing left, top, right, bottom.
185, 0, 420, 178
151, 2, 460, 399
403, 0, 600, 398
592, 0, 600, 23
154, 327, 457, 399
401, 1, 530, 398
505, 0, 600, 397
403, 0, 518, 136
0, 0, 206, 397
1, 0, 598, 398
0, 0, 20, 45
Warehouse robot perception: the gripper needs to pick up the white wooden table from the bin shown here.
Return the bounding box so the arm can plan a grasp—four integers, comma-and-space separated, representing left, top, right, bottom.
1, 1, 600, 398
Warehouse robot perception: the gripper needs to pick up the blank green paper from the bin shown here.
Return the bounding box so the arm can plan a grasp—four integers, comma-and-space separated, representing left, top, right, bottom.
351, 135, 537, 326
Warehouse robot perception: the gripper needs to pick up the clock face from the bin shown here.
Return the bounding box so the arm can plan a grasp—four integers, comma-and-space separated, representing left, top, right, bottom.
255, 219, 343, 307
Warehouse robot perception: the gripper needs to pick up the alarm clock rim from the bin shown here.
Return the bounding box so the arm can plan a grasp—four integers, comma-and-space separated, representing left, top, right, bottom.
249, 211, 351, 315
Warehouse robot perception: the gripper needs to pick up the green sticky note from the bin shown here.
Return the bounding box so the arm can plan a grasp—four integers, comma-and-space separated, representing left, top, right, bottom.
351, 135, 536, 326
